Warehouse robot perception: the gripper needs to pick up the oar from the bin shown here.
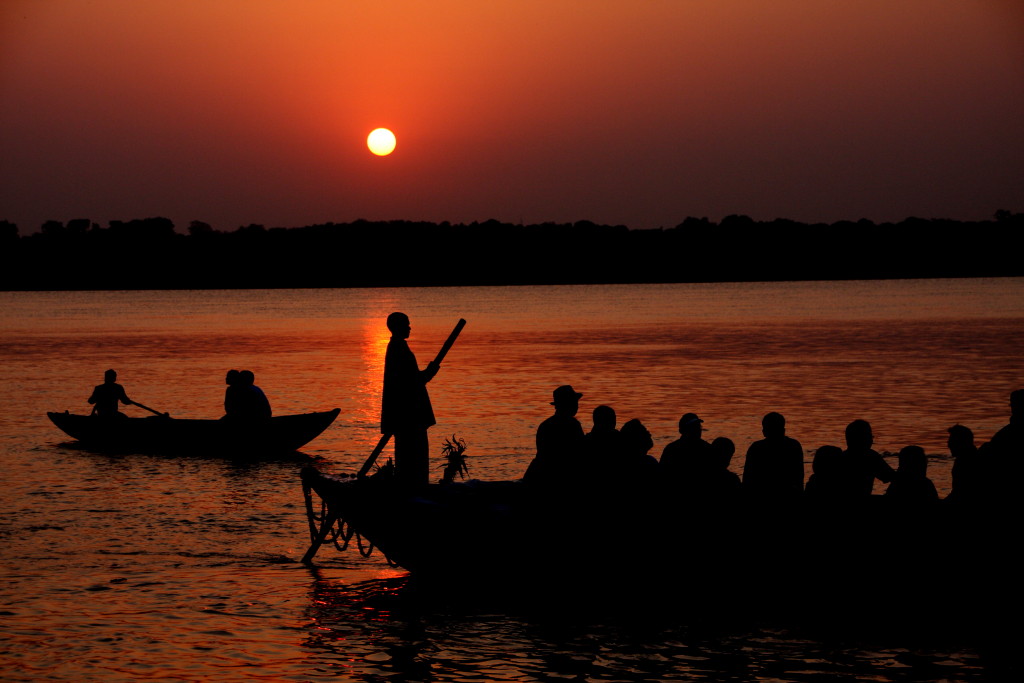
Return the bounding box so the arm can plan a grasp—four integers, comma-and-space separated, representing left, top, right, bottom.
131, 400, 170, 417
357, 318, 467, 479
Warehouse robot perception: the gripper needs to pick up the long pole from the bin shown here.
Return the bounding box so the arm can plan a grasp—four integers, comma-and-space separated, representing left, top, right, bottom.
356, 433, 393, 479
357, 318, 466, 478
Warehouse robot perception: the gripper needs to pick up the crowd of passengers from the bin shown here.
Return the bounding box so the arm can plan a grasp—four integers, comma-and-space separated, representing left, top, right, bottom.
522, 385, 1024, 508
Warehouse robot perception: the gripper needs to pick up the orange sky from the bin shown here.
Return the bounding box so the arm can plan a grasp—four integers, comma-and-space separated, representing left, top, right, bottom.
2, 0, 1022, 231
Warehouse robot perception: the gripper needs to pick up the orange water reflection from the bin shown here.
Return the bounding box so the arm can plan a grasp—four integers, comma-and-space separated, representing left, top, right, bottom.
3, 282, 1024, 487
1, 282, 1018, 681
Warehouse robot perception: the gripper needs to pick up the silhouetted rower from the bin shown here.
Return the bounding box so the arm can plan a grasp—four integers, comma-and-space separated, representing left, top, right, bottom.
88, 369, 133, 417
381, 312, 439, 487
742, 412, 804, 499
523, 385, 585, 487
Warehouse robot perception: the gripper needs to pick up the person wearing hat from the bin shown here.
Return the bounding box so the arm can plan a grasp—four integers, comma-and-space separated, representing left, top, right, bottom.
523, 384, 585, 487
659, 412, 716, 494
381, 312, 439, 487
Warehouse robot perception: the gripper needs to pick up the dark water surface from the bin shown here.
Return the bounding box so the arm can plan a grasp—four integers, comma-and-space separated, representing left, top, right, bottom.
2, 280, 1022, 680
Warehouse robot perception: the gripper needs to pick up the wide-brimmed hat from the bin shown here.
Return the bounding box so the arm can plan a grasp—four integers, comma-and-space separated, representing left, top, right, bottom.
551, 385, 583, 405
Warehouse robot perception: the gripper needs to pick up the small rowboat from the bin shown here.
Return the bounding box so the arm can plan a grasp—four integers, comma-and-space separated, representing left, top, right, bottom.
48, 408, 340, 454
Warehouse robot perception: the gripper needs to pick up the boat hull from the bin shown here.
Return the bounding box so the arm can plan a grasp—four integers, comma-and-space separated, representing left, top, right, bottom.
48, 408, 340, 454
300, 465, 1013, 623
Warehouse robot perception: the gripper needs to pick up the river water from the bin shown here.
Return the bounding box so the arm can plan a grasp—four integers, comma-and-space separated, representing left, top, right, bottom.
1, 280, 1022, 681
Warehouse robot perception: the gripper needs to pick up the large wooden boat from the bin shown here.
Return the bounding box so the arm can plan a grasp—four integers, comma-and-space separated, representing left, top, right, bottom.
299, 464, 1013, 626
48, 408, 340, 454
301, 466, 527, 575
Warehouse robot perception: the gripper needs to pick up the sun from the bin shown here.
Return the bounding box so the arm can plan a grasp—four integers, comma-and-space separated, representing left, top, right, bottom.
367, 128, 397, 156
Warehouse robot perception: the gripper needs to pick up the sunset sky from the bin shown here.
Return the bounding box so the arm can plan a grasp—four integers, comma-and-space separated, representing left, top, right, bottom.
2, 1, 1022, 233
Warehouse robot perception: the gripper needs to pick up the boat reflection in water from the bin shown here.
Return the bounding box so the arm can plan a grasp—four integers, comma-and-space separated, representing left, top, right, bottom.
300, 461, 1020, 679
301, 562, 994, 681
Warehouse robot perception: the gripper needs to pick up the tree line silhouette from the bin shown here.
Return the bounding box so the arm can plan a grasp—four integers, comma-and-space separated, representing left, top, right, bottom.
1, 211, 1021, 290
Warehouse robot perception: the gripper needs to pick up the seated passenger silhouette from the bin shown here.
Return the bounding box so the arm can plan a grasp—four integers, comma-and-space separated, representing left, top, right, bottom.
980, 389, 1024, 506
839, 419, 894, 496
742, 412, 804, 500
523, 385, 585, 488
88, 369, 134, 418
609, 418, 660, 503
582, 404, 623, 489
987, 389, 1024, 453
660, 412, 715, 496
708, 436, 742, 498
946, 424, 985, 506
804, 445, 845, 499
884, 445, 938, 503
222, 369, 245, 419
584, 404, 622, 459
618, 418, 660, 478
237, 369, 272, 419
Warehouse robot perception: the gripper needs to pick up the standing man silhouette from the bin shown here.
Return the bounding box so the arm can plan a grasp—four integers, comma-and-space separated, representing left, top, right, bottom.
382, 312, 439, 486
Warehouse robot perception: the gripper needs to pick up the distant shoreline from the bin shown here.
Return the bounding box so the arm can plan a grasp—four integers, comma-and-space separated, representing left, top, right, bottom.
2, 213, 1021, 291
4, 274, 1024, 295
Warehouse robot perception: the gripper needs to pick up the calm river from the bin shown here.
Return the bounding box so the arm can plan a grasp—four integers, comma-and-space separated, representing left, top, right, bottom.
1, 280, 1022, 681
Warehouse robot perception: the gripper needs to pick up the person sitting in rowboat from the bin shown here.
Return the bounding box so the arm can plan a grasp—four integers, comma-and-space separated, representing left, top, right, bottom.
223, 369, 244, 418
88, 369, 134, 418
238, 369, 272, 419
